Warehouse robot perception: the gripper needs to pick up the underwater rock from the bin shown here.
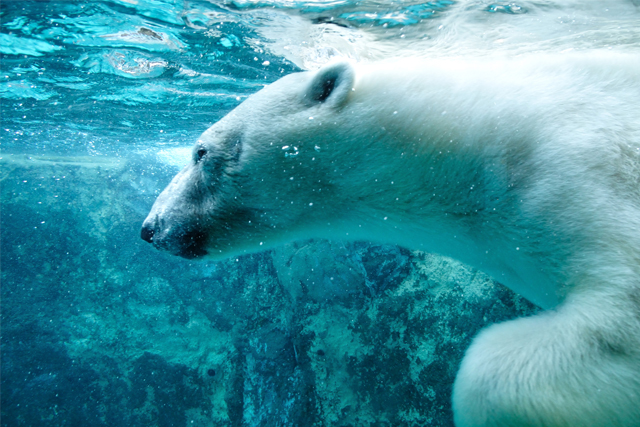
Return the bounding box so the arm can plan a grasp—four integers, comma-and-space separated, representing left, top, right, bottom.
1, 154, 537, 426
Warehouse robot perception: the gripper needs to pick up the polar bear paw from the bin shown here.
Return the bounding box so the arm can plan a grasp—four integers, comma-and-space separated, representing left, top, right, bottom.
452, 301, 640, 427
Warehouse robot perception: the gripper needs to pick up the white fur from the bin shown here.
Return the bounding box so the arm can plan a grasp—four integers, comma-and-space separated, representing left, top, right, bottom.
143, 52, 640, 426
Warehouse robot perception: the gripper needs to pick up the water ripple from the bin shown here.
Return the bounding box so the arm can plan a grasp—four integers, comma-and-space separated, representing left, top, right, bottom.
1, 0, 638, 154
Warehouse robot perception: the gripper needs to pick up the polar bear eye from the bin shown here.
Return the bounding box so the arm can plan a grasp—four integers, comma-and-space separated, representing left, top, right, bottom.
195, 148, 207, 163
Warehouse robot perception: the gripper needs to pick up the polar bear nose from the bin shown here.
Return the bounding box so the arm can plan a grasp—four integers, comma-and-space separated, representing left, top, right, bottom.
141, 224, 155, 243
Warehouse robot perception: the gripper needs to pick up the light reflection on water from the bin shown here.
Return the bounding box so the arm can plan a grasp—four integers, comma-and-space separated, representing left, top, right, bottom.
2, 0, 639, 158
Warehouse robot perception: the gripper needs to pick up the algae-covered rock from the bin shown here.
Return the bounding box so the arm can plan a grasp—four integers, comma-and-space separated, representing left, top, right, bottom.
1, 154, 538, 426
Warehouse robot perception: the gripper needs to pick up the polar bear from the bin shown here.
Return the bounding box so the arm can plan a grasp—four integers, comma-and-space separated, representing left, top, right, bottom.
141, 53, 640, 426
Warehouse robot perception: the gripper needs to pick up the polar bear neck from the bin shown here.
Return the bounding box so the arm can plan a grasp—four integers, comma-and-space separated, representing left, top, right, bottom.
325, 64, 518, 221
308, 55, 639, 310
310, 59, 594, 308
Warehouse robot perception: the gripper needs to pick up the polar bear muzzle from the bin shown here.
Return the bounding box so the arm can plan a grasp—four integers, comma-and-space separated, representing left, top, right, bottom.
141, 218, 208, 259
140, 162, 215, 259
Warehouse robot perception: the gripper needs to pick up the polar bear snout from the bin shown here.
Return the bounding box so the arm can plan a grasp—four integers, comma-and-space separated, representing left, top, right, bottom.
140, 161, 216, 259
140, 222, 155, 243
141, 215, 209, 259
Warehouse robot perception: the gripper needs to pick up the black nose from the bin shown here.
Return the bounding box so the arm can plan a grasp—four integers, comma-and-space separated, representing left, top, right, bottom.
141, 224, 155, 243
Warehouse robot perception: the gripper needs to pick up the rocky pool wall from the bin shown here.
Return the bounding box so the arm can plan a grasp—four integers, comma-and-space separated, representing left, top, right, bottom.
1, 154, 538, 426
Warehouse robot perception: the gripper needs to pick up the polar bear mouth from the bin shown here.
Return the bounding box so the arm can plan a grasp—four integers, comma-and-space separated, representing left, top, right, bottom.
141, 224, 208, 259
171, 229, 209, 259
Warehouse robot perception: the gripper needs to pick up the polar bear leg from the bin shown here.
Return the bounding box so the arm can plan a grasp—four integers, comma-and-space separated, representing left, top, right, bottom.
452, 294, 640, 427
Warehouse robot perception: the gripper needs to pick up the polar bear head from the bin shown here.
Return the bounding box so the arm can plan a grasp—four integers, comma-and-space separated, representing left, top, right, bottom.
141, 62, 363, 259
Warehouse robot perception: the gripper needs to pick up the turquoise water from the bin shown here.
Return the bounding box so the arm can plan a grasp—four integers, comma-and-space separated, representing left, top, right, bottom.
1, 1, 638, 426
3, 0, 639, 157
1, 0, 297, 157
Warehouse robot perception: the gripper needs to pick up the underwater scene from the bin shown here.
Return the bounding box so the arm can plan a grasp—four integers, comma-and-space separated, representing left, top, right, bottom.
2, 1, 639, 426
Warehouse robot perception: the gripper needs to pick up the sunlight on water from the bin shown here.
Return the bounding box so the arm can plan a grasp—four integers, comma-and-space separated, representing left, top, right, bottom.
2, 0, 638, 155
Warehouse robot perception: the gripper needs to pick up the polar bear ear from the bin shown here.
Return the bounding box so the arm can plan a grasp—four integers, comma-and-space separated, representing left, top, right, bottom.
305, 61, 355, 107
